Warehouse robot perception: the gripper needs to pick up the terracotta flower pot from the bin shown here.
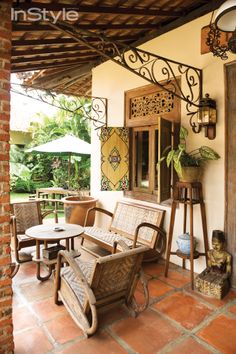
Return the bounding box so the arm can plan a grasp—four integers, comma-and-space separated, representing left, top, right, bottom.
62, 196, 98, 226
178, 166, 202, 183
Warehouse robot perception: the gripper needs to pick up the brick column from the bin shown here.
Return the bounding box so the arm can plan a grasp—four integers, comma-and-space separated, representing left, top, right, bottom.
0, 1, 13, 353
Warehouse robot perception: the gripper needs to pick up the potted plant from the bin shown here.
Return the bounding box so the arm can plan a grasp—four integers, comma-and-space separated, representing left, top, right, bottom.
159, 126, 220, 182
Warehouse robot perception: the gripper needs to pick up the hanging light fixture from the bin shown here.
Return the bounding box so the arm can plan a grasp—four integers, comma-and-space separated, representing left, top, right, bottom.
206, 0, 236, 60
189, 94, 217, 140
197, 94, 217, 140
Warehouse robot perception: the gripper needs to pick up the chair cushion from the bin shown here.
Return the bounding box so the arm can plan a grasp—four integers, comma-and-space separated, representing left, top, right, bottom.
84, 226, 137, 248
61, 258, 95, 307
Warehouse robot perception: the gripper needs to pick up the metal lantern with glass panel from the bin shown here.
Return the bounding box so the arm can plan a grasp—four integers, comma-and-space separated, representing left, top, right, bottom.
197, 94, 217, 140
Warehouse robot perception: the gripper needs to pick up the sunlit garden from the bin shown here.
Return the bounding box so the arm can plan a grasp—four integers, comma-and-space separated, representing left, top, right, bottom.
10, 95, 91, 197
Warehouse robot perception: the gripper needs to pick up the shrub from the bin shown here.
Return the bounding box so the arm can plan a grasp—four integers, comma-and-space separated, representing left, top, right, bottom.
13, 178, 36, 193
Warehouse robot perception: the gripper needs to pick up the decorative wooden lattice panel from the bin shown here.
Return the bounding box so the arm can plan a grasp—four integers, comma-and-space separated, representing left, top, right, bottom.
125, 83, 180, 127
100, 127, 129, 191
130, 91, 174, 120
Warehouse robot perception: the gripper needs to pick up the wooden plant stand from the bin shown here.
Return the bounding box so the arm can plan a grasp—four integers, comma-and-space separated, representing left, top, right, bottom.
164, 181, 209, 289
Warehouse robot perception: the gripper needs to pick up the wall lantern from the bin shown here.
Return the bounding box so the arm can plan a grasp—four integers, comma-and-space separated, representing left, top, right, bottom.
197, 94, 217, 140
206, 0, 236, 60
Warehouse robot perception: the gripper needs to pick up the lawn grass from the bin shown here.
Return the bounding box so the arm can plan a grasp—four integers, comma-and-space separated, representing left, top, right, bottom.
10, 192, 32, 202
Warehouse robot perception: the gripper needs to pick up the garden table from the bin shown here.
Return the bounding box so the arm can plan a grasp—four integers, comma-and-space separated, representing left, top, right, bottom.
25, 223, 83, 281
36, 187, 79, 199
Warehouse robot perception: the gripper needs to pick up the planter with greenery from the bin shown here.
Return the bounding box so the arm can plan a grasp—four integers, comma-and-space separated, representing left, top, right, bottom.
159, 126, 220, 182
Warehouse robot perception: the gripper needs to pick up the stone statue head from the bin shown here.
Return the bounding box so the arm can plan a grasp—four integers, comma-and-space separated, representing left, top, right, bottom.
212, 230, 225, 251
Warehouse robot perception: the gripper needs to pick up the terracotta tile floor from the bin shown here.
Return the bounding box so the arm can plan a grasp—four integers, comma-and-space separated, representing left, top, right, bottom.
13, 255, 236, 354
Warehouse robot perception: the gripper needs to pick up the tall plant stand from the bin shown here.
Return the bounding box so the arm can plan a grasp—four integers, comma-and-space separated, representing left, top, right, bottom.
164, 181, 209, 289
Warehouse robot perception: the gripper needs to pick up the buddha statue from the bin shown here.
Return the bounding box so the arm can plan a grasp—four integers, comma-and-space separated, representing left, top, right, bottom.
195, 230, 232, 299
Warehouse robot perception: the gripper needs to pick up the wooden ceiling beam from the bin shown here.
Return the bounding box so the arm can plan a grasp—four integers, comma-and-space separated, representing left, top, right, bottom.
13, 3, 182, 17
11, 59, 95, 73
133, 0, 226, 47
32, 62, 95, 88
13, 22, 159, 31
12, 36, 137, 47
12, 52, 98, 64
12, 46, 96, 57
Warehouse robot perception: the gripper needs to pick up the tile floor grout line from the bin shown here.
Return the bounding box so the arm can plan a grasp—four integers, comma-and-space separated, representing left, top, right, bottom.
149, 305, 197, 334
12, 258, 236, 353
157, 333, 189, 354
105, 327, 137, 354
190, 306, 233, 335
13, 273, 80, 351
149, 307, 221, 354
146, 288, 178, 307
157, 332, 220, 354
47, 333, 86, 354
188, 334, 222, 354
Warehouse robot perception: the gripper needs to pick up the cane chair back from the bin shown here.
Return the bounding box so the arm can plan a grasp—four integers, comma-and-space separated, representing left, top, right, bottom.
11, 201, 57, 263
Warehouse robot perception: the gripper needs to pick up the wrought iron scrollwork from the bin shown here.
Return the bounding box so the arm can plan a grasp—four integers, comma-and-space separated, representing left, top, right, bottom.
10, 83, 107, 130
48, 19, 203, 133
206, 22, 229, 60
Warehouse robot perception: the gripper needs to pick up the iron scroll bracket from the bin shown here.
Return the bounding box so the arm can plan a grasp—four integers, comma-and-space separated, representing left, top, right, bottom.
47, 18, 203, 128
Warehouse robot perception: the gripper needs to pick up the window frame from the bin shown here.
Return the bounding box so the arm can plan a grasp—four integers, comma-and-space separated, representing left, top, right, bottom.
132, 125, 158, 196
124, 82, 180, 204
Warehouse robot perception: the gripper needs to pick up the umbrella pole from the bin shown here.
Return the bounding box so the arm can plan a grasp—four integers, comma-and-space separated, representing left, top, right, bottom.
68, 153, 71, 188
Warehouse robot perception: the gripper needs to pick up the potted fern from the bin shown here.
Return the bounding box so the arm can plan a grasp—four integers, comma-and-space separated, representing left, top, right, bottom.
159, 126, 220, 182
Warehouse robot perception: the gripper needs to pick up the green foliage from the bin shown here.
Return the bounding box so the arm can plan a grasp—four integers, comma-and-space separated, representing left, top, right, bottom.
159, 126, 220, 177
26, 95, 91, 189
13, 178, 35, 193
10, 145, 36, 192
10, 96, 91, 191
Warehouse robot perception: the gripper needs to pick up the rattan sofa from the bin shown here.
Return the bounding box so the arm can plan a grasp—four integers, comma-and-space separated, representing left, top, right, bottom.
81, 200, 166, 260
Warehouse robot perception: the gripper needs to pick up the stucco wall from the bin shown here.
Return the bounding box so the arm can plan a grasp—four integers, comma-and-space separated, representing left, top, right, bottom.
91, 13, 234, 272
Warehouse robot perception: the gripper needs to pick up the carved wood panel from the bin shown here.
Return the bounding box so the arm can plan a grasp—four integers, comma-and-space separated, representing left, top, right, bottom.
125, 82, 180, 127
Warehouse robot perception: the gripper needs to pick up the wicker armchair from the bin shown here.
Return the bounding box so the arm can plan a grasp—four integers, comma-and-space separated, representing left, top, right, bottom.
11, 201, 58, 263
54, 242, 149, 337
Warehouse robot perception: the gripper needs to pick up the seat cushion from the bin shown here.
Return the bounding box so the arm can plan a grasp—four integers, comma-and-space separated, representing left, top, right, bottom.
84, 226, 137, 249
61, 258, 95, 307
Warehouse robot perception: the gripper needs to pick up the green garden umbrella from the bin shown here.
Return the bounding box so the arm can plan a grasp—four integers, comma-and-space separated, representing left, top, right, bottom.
26, 135, 91, 187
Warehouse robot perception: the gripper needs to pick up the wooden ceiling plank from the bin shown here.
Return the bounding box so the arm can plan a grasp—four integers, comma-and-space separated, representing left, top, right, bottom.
12, 58, 94, 72
132, 0, 226, 47
46, 71, 91, 90
13, 23, 160, 31
12, 47, 96, 57
14, 3, 183, 17
12, 52, 99, 64
12, 35, 138, 47
33, 63, 95, 88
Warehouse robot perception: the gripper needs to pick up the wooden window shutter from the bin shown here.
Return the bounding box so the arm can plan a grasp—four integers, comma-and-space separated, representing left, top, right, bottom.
100, 127, 129, 191
158, 117, 172, 203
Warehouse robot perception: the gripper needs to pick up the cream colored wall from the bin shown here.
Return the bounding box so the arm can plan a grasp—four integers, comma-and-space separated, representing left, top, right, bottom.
10, 131, 32, 145
91, 13, 234, 271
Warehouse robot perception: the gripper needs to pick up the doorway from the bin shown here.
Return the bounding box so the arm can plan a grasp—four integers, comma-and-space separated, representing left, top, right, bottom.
225, 61, 236, 288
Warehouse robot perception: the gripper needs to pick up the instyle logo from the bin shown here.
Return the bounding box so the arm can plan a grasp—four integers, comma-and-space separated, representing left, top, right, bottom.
11, 7, 79, 24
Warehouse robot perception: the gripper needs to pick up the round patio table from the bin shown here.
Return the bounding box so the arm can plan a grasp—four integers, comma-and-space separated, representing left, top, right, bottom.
26, 223, 83, 281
